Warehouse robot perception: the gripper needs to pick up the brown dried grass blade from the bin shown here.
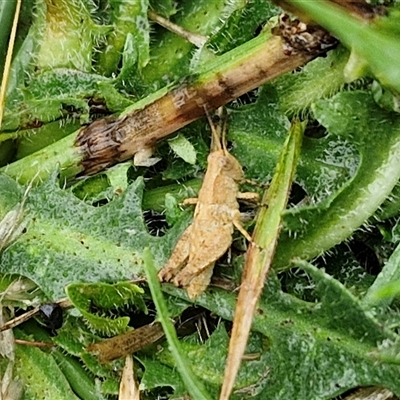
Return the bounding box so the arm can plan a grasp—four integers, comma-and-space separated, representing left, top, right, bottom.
0, 0, 21, 131
219, 120, 305, 399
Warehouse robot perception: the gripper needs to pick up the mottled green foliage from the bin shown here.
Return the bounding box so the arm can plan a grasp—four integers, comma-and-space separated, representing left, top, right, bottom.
66, 281, 147, 335
0, 176, 186, 299
13, 328, 81, 400
274, 91, 400, 270
167, 134, 197, 165
273, 46, 350, 115
206, 0, 278, 54
288, 0, 400, 92
154, 324, 271, 397
229, 86, 357, 202
54, 316, 119, 373
2, 1, 400, 399
0, 174, 21, 218
97, 0, 150, 75
163, 263, 400, 399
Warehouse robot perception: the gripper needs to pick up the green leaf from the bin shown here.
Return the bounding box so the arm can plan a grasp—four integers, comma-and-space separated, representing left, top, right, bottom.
273, 91, 400, 270
229, 86, 356, 202
273, 46, 350, 115
206, 0, 278, 54
35, 0, 98, 72
13, 120, 81, 159
51, 351, 108, 400
27, 69, 109, 99
286, 0, 400, 93
0, 174, 22, 218
5, 0, 46, 103
66, 281, 147, 335
163, 262, 400, 398
54, 316, 122, 381
21, 319, 111, 400
97, 0, 150, 75
0, 175, 187, 299
139, 357, 186, 396
2, 69, 109, 132
13, 329, 81, 400
168, 134, 197, 165
362, 242, 400, 309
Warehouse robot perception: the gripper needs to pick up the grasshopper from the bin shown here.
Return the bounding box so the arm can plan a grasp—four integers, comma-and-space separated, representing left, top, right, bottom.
158, 109, 255, 299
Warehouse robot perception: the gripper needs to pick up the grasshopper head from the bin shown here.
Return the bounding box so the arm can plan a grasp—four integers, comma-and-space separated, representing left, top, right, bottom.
220, 152, 244, 181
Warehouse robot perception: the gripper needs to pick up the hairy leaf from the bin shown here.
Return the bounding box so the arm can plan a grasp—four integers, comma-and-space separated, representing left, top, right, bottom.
163, 263, 400, 399
0, 175, 187, 299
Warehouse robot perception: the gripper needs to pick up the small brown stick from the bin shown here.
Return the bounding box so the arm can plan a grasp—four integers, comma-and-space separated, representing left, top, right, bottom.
147, 10, 207, 48
118, 355, 140, 400
342, 387, 396, 400
14, 339, 53, 348
219, 120, 305, 400
0, 298, 71, 333
87, 322, 165, 363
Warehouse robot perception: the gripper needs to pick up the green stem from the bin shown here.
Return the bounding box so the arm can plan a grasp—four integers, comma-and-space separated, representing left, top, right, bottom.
143, 248, 212, 400
142, 178, 201, 212
2, 133, 81, 183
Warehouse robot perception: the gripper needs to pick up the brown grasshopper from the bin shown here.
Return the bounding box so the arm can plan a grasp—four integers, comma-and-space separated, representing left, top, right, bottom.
158, 110, 255, 299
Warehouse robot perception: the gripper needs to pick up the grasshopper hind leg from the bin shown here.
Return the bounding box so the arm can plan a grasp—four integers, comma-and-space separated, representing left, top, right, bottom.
158, 226, 191, 282
184, 266, 215, 299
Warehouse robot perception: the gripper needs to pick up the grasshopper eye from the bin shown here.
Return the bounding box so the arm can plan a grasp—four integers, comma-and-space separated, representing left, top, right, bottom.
211, 114, 221, 125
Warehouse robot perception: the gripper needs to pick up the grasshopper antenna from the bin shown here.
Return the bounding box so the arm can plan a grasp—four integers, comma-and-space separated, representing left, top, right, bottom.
204, 107, 225, 152
220, 111, 229, 155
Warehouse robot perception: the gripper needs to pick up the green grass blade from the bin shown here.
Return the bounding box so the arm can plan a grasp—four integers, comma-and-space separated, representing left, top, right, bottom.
142, 248, 212, 400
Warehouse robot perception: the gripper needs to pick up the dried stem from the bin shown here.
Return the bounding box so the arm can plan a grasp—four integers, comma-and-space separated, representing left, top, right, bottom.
3, 27, 333, 183
148, 10, 207, 47
75, 33, 325, 176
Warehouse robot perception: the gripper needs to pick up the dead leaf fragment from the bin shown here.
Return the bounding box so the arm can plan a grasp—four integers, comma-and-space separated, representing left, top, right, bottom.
118, 355, 140, 400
